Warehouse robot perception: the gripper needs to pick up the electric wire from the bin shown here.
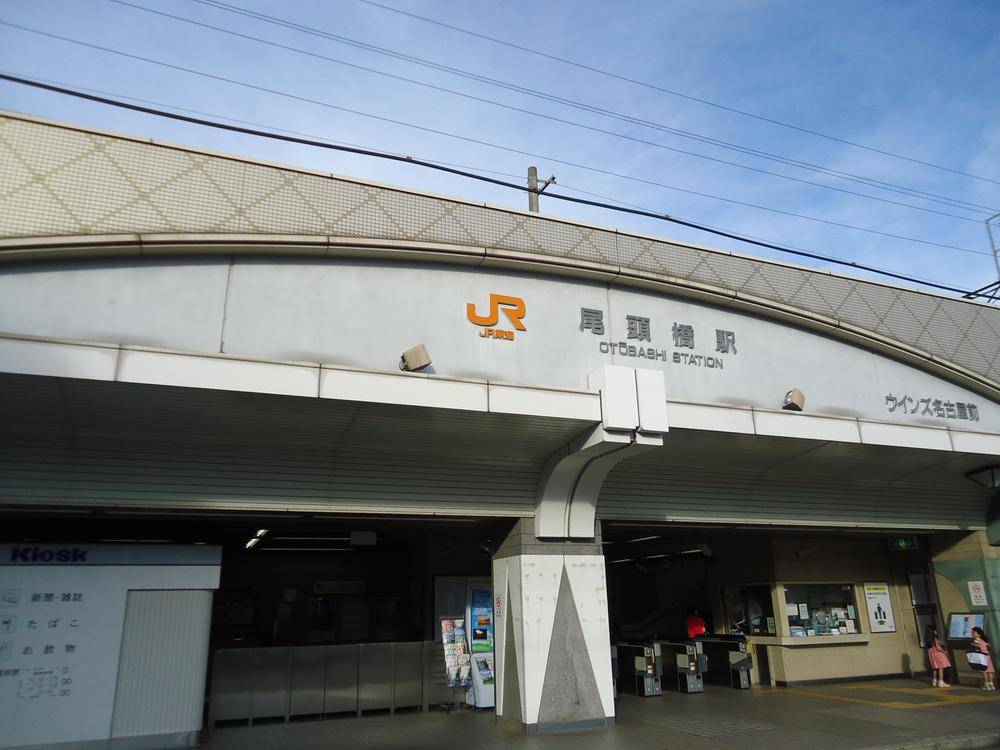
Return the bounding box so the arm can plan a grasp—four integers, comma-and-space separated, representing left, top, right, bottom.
0, 24, 989, 259
107, 0, 993, 224
550, 183, 958, 291
2, 69, 971, 292
0, 73, 987, 299
180, 0, 997, 214
10, 73, 531, 182
179, 0, 994, 214
356, 0, 1000, 188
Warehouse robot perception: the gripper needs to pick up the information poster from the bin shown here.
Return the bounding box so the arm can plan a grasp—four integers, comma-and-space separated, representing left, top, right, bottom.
474, 655, 495, 685
968, 581, 989, 607
440, 617, 471, 687
468, 588, 494, 653
863, 582, 896, 633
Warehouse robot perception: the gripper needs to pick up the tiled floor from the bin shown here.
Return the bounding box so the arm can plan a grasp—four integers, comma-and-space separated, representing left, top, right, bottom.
204, 679, 1000, 750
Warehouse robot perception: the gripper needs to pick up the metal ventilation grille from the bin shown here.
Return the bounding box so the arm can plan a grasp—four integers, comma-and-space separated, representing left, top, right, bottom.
599, 432, 990, 530
0, 374, 595, 517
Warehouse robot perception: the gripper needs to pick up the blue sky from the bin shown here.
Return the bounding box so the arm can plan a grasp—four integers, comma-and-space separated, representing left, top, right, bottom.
1, 0, 998, 297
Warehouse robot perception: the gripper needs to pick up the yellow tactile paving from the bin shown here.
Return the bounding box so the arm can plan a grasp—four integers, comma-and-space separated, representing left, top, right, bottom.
788, 683, 997, 710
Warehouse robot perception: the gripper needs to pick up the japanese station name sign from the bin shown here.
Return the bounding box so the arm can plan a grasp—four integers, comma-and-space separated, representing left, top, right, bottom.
460, 281, 991, 428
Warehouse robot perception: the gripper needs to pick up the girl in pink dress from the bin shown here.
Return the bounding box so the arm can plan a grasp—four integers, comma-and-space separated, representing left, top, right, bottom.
971, 627, 995, 690
926, 625, 951, 687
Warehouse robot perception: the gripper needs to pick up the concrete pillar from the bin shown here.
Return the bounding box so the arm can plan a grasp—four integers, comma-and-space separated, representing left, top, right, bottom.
930, 530, 1000, 680
492, 520, 615, 733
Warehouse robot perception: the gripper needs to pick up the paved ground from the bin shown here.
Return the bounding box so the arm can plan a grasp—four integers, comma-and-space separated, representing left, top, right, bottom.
204, 678, 1000, 750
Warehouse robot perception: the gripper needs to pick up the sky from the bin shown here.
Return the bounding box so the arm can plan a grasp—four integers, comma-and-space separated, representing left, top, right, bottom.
1, 0, 999, 299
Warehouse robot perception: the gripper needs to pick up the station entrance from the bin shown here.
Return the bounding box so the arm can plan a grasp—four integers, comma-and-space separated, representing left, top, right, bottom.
2, 510, 514, 727
602, 523, 945, 693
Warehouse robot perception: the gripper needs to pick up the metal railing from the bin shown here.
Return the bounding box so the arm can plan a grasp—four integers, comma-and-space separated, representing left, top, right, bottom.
209, 641, 454, 726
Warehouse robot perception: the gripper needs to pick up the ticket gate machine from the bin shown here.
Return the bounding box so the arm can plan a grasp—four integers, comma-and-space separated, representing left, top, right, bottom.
652, 639, 707, 693
698, 636, 753, 689
614, 642, 661, 697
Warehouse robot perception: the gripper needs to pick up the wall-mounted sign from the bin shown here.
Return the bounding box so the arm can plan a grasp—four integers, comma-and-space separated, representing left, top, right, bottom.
968, 581, 989, 607
887, 537, 918, 552
581, 306, 739, 370
0, 544, 219, 748
885, 394, 980, 422
466, 293, 526, 342
863, 582, 897, 633
313, 580, 364, 595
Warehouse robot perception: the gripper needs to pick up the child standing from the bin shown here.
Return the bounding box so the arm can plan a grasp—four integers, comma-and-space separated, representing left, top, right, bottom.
971, 627, 995, 690
926, 625, 951, 687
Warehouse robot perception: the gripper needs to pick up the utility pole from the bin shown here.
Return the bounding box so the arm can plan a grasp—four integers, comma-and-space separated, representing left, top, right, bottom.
987, 212, 1000, 282
965, 212, 1000, 303
527, 165, 556, 213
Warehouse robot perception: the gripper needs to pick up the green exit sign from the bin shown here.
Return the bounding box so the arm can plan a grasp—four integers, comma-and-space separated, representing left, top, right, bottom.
887, 536, 918, 551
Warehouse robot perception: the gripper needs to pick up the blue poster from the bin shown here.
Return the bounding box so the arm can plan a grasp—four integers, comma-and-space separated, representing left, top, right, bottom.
469, 588, 494, 653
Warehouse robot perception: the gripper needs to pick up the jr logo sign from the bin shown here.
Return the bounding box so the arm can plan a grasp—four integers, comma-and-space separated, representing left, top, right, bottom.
466, 294, 526, 342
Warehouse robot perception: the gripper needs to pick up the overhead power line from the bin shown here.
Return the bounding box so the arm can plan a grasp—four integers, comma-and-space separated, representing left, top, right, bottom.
0, 23, 989, 260
108, 0, 993, 225
13, 68, 961, 296
5, 70, 969, 295
175, 0, 994, 216
0, 73, 988, 300
552, 183, 963, 292
356, 0, 1000, 188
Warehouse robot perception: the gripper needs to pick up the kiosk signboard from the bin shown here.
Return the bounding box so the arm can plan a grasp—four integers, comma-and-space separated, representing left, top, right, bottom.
0, 544, 220, 749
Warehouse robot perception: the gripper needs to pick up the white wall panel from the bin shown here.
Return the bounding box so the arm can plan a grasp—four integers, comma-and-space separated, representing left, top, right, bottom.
753, 411, 861, 443
859, 421, 953, 451
0, 258, 230, 352
119, 349, 319, 398
320, 368, 488, 411
0, 337, 117, 381
111, 589, 213, 739
0, 256, 996, 432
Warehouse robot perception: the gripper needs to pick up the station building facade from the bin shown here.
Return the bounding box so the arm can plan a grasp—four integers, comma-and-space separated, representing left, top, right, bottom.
1, 111, 999, 747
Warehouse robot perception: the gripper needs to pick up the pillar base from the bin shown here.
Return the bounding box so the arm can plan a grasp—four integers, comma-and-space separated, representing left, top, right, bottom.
498, 716, 616, 734
492, 521, 615, 732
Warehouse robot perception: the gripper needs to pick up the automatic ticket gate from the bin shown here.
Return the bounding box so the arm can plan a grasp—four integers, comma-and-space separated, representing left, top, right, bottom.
614, 642, 661, 697
652, 639, 706, 693
698, 636, 753, 689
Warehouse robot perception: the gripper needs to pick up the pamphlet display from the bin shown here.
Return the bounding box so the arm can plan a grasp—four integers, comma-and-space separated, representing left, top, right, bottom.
440, 617, 471, 687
